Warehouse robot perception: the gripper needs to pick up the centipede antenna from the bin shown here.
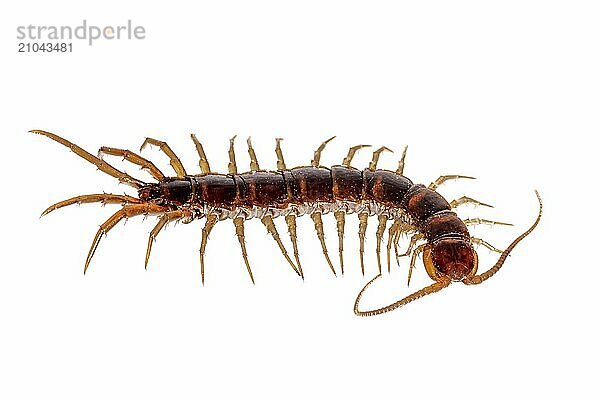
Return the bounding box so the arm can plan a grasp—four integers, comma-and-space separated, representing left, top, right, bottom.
275, 138, 287, 170
190, 134, 211, 175
140, 137, 187, 178
29, 130, 145, 189
233, 217, 255, 284
449, 196, 492, 209
471, 237, 503, 254
311, 136, 336, 167
375, 215, 388, 274
334, 211, 346, 275
311, 212, 336, 276
284, 215, 304, 279
463, 218, 513, 227
228, 135, 238, 175
247, 137, 260, 172
369, 146, 393, 171
342, 144, 370, 167
464, 191, 543, 285
354, 274, 451, 317
199, 214, 219, 285
261, 215, 301, 277
358, 212, 369, 275
429, 175, 475, 191
396, 146, 408, 175
407, 244, 426, 286
41, 194, 141, 217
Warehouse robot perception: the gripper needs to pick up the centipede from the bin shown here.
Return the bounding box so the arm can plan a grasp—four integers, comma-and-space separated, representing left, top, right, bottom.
29, 129, 542, 316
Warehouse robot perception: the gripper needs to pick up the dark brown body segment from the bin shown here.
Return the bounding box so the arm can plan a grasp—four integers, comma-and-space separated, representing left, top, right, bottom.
424, 211, 470, 242
194, 175, 237, 209
331, 166, 363, 202
403, 184, 451, 226
363, 170, 412, 207
236, 172, 289, 208
287, 167, 333, 203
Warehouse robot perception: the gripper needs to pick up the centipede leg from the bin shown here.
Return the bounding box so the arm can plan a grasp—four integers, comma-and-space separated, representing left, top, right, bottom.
342, 144, 370, 167
247, 137, 261, 171
450, 196, 492, 209
84, 203, 166, 273
471, 237, 503, 253
311, 136, 336, 167
98, 147, 165, 181
395, 146, 408, 175
375, 215, 388, 274
41, 194, 141, 217
386, 221, 401, 273
233, 217, 255, 284
199, 214, 219, 285
334, 211, 345, 275
368, 146, 393, 170
464, 191, 542, 286
311, 212, 336, 276
145, 210, 192, 269
429, 175, 475, 191
140, 137, 187, 177
284, 215, 304, 279
463, 218, 513, 227
358, 212, 368, 275
398, 233, 425, 258
29, 130, 144, 189
190, 134, 211, 174
228, 136, 238, 174
407, 244, 426, 286
275, 139, 287, 170
261, 215, 301, 277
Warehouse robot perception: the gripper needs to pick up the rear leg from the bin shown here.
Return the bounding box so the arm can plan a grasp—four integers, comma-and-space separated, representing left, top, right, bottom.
261, 215, 301, 277
41, 194, 140, 217
284, 215, 304, 279
334, 211, 345, 275
140, 137, 187, 177
199, 214, 219, 284
233, 217, 255, 284
30, 130, 144, 189
98, 147, 165, 181
85, 203, 167, 273
311, 212, 336, 276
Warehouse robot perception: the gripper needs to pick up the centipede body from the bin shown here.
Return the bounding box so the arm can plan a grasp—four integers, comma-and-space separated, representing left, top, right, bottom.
29, 130, 542, 317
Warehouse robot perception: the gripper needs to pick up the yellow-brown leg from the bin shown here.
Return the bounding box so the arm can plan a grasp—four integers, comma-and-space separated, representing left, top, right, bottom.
463, 218, 513, 227
247, 137, 260, 171
233, 217, 255, 284
284, 215, 304, 279
140, 137, 187, 177
395, 146, 408, 175
261, 215, 300, 277
334, 211, 345, 275
275, 138, 287, 170
407, 243, 426, 286
190, 134, 211, 175
311, 136, 336, 167
358, 212, 369, 275
228, 136, 238, 174
84, 203, 166, 273
145, 209, 192, 269
368, 146, 393, 170
98, 146, 165, 181
449, 196, 492, 209
30, 130, 144, 189
311, 212, 336, 276
386, 220, 401, 273
375, 214, 388, 274
199, 214, 219, 285
429, 175, 475, 191
342, 144, 370, 167
41, 194, 141, 217
471, 237, 503, 253
398, 233, 425, 257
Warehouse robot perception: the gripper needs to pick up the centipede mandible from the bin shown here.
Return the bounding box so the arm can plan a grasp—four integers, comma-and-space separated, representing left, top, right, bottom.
29, 130, 542, 317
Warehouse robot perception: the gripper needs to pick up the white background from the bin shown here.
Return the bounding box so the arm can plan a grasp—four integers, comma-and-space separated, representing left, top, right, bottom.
1, 1, 598, 399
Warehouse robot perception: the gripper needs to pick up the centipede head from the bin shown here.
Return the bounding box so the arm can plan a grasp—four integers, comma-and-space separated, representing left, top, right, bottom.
424, 237, 478, 282
138, 183, 162, 203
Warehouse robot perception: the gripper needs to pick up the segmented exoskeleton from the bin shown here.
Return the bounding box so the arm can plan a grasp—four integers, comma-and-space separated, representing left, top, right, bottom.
30, 130, 542, 316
